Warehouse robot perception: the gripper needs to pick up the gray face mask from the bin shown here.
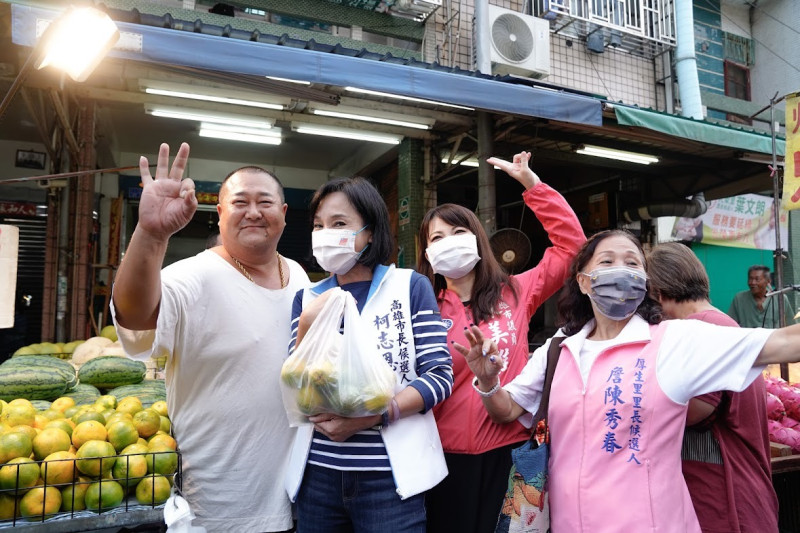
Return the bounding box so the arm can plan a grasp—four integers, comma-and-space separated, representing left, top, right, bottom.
581, 266, 648, 320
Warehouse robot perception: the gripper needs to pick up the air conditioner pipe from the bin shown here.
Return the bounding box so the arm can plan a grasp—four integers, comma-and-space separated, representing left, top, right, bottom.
622, 193, 707, 222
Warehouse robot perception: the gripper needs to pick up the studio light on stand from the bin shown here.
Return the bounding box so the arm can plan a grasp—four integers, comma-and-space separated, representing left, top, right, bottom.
0, 6, 120, 121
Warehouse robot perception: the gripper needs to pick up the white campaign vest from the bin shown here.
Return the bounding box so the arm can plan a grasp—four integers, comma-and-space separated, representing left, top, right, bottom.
285, 265, 447, 501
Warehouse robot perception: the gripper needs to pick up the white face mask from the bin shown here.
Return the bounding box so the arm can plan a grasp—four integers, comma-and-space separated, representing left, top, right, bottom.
426, 234, 481, 279
312, 226, 368, 275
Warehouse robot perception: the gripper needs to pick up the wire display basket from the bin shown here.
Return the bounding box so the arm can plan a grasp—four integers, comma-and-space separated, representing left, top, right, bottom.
0, 449, 181, 530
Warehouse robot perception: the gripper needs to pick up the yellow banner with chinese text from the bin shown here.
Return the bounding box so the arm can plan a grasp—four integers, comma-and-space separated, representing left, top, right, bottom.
782, 93, 800, 210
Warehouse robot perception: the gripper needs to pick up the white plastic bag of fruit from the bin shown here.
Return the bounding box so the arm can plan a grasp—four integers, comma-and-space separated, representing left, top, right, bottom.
280, 287, 397, 426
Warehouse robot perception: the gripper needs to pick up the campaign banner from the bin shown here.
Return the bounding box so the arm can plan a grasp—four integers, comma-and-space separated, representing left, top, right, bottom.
783, 93, 800, 210
671, 193, 788, 250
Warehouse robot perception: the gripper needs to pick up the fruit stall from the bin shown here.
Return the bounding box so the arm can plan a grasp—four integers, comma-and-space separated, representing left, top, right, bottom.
766, 373, 800, 532
0, 334, 175, 530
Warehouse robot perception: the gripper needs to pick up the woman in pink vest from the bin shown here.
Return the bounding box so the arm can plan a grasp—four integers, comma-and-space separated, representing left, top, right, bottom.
455, 229, 800, 533
417, 151, 585, 533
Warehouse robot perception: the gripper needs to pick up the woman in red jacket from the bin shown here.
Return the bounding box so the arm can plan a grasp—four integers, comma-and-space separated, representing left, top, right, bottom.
417, 151, 585, 533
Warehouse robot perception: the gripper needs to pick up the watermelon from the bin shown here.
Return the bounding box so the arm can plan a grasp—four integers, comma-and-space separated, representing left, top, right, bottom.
0, 366, 75, 401
107, 380, 166, 407
78, 357, 146, 389
1, 355, 78, 391
30, 399, 52, 411
63, 383, 103, 406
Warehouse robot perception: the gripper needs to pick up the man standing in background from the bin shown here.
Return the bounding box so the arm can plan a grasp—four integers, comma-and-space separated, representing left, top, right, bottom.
728, 265, 792, 328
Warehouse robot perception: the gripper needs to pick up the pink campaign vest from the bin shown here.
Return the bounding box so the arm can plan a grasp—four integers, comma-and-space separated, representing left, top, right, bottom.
548, 324, 701, 533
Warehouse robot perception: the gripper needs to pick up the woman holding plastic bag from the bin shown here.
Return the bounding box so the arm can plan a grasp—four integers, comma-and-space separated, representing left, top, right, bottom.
283, 177, 453, 533
417, 150, 585, 533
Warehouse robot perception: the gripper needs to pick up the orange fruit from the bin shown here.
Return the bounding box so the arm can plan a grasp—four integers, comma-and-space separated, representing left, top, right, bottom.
40, 409, 64, 421
159, 416, 171, 434
120, 443, 149, 456
19, 486, 61, 521
106, 420, 140, 453
50, 397, 76, 413
150, 401, 168, 418
72, 420, 107, 449
0, 431, 33, 464
135, 474, 171, 506
0, 493, 19, 520
32, 414, 50, 430
4, 423, 37, 442
0, 458, 40, 492
32, 427, 72, 461
132, 409, 161, 439
112, 452, 148, 489
7, 399, 33, 408
116, 397, 143, 416
75, 440, 116, 478
60, 476, 91, 512
147, 433, 177, 451
45, 419, 74, 439
73, 411, 106, 426
145, 444, 178, 476
84, 479, 124, 511
63, 406, 81, 419
40, 450, 77, 486
1, 404, 36, 427
94, 395, 117, 410
105, 412, 133, 428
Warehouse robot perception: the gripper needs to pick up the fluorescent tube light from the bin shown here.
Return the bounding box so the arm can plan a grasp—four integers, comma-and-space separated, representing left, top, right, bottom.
441, 157, 479, 167
441, 154, 502, 169
292, 124, 402, 144
143, 84, 284, 110
199, 125, 282, 145
145, 105, 273, 129
312, 109, 433, 130
36, 7, 120, 82
266, 76, 311, 85
199, 122, 282, 138
344, 87, 474, 111
738, 152, 784, 166
575, 145, 659, 165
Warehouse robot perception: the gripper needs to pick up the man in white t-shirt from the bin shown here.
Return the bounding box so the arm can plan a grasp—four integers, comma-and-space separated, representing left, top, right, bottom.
112, 142, 309, 532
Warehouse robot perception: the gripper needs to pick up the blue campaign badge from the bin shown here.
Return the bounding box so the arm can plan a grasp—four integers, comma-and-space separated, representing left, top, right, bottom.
442, 318, 453, 330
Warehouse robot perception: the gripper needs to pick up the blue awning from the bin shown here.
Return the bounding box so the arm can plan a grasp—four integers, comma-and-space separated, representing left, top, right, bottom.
11, 4, 602, 127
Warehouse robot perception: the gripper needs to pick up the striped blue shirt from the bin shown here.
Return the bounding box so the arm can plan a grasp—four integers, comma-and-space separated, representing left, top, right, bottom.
288, 271, 452, 471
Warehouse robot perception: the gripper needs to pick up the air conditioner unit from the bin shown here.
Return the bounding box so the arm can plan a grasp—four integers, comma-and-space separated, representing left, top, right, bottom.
487, 5, 550, 79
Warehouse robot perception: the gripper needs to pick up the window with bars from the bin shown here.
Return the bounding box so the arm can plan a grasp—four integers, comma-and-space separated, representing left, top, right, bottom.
723, 32, 755, 66
724, 59, 752, 124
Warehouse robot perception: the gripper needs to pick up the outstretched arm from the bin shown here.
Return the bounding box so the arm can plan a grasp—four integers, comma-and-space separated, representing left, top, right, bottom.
757, 323, 800, 365
112, 143, 195, 330
488, 150, 586, 310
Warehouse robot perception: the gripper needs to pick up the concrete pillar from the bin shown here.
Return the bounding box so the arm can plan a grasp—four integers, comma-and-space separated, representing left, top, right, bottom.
397, 138, 425, 269
476, 111, 496, 235
68, 99, 96, 339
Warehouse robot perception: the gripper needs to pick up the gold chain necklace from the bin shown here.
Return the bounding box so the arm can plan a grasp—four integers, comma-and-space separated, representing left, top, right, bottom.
231, 252, 286, 288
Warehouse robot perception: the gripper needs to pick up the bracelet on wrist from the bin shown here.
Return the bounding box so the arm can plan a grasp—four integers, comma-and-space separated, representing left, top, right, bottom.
472, 376, 501, 398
